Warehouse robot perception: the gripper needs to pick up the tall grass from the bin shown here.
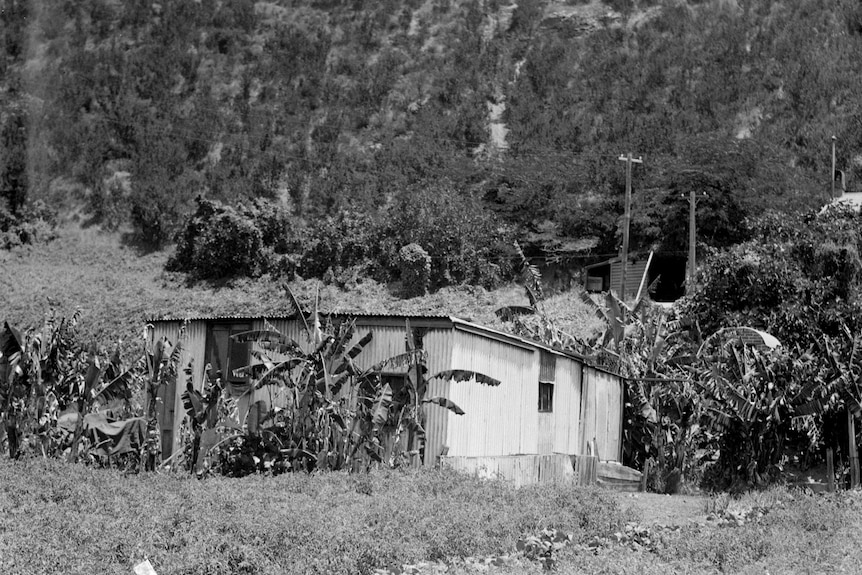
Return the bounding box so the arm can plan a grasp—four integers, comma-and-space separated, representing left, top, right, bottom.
0, 459, 632, 575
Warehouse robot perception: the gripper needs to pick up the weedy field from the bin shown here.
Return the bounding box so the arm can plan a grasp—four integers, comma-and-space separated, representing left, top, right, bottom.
2, 459, 862, 575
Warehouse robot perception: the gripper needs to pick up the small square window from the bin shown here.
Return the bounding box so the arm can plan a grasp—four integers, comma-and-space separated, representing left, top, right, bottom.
538, 381, 554, 412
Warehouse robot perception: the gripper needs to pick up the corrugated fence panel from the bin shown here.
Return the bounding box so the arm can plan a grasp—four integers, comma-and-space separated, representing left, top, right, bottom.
579, 367, 623, 463
553, 358, 581, 455
448, 331, 538, 457
579, 367, 597, 457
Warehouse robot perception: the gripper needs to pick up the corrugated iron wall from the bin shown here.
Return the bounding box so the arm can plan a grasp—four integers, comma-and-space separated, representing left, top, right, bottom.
609, 260, 649, 299
579, 366, 622, 462
148, 319, 207, 458
447, 330, 539, 457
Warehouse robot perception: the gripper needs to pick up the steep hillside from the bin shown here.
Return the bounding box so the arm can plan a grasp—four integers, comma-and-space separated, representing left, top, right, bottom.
3, 0, 858, 270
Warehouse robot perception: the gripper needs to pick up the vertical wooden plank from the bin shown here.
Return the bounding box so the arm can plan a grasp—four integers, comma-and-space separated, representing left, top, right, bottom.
827, 448, 835, 493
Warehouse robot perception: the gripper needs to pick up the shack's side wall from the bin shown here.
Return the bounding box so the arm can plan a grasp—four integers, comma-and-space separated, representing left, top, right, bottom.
579, 366, 623, 462
447, 330, 539, 457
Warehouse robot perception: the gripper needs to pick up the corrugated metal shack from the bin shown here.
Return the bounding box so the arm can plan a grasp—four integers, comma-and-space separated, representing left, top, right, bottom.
147, 313, 624, 485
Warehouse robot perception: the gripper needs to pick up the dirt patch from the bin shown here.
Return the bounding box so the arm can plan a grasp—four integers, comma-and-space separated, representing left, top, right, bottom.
610, 491, 708, 526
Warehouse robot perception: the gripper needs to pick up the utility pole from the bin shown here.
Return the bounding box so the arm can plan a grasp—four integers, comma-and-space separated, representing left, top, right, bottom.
832, 135, 837, 200
617, 153, 642, 300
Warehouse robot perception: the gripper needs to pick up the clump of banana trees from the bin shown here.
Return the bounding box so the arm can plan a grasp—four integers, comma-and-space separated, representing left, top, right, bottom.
183, 288, 497, 476
0, 312, 148, 465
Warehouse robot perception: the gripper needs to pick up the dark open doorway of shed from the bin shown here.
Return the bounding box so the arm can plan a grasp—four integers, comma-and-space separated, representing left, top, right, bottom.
649, 255, 686, 302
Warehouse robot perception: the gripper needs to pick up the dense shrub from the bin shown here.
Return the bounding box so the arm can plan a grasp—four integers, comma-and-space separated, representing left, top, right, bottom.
0, 201, 57, 249
381, 182, 513, 289
398, 243, 431, 297
168, 197, 266, 280
299, 210, 383, 281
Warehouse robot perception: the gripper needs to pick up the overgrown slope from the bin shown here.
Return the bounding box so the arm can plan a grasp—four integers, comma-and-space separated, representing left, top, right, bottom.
0, 224, 602, 351
2, 0, 857, 264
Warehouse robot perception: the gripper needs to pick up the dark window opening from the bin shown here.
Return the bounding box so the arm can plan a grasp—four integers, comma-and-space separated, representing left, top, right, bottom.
206, 323, 251, 396
539, 381, 554, 412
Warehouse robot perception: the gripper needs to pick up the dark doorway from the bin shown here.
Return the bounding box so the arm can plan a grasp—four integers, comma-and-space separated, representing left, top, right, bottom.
648, 256, 686, 302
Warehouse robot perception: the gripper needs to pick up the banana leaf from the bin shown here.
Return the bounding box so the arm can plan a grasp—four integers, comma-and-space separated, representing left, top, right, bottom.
366, 350, 427, 374
430, 370, 501, 387
423, 396, 465, 415
371, 383, 393, 428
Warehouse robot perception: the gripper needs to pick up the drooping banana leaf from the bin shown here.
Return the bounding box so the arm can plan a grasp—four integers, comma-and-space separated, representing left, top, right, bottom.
283, 283, 311, 337
577, 288, 607, 323
631, 383, 658, 423
181, 381, 205, 421
422, 396, 465, 415
0, 322, 23, 359
334, 332, 373, 376
430, 370, 501, 387
371, 383, 393, 428
366, 350, 428, 374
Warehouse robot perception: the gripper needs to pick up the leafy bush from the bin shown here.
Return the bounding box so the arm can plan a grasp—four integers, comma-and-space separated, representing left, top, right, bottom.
398, 243, 431, 298
381, 182, 512, 289
299, 210, 383, 281
168, 197, 270, 280
0, 200, 57, 249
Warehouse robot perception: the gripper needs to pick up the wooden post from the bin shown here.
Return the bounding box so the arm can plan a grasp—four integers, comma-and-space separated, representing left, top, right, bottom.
617, 153, 643, 300
640, 458, 651, 492
849, 409, 859, 489
832, 135, 837, 200
826, 448, 835, 493
687, 190, 697, 295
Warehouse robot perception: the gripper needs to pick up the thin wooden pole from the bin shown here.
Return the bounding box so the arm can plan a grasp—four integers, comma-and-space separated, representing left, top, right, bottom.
687, 191, 696, 295
826, 448, 835, 492
617, 153, 642, 300
832, 135, 837, 200
635, 250, 654, 303
848, 409, 859, 489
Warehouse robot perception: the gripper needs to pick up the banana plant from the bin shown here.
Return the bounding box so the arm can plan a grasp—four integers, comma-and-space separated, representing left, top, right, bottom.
218, 286, 499, 475
142, 327, 184, 470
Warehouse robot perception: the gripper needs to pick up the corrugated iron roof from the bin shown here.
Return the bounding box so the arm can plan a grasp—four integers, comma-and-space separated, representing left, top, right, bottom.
146, 310, 455, 323
147, 311, 618, 376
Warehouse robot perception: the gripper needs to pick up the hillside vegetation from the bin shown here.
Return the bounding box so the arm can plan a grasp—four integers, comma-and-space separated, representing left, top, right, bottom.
2, 0, 857, 277
0, 224, 602, 351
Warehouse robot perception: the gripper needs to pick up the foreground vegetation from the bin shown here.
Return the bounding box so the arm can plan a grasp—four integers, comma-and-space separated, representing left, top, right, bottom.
0, 459, 632, 575
1, 459, 861, 574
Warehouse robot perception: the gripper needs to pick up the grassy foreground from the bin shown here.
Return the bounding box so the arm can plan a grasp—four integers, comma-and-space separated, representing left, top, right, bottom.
0, 459, 630, 575
3, 460, 862, 575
